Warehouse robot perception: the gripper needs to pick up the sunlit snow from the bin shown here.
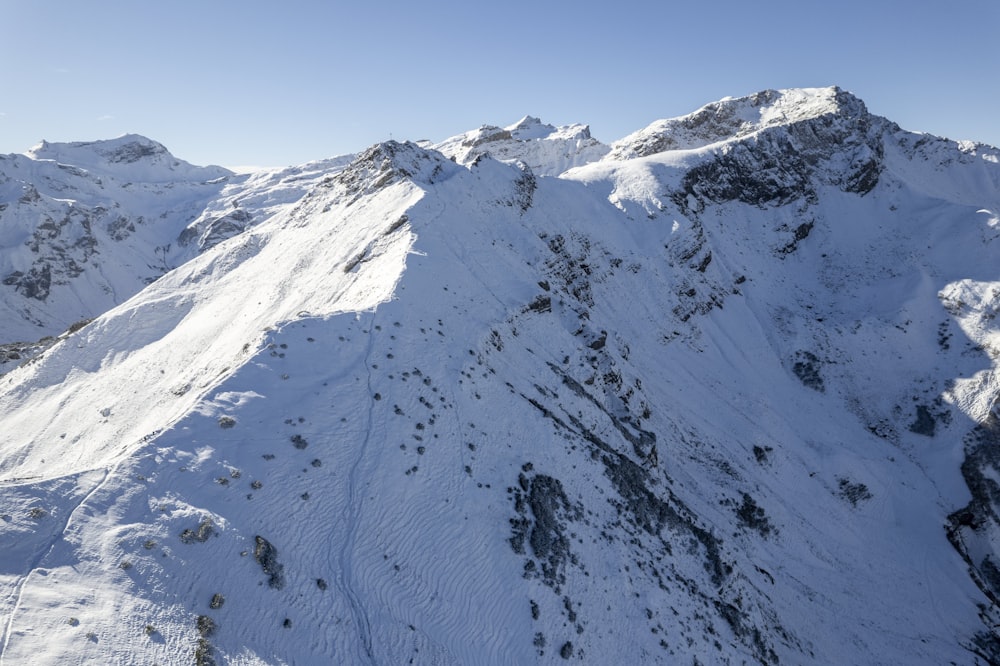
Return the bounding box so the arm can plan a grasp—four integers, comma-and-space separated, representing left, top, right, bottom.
1, 87, 999, 665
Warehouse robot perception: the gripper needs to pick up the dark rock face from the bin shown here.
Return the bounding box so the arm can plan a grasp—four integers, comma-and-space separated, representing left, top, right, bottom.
253, 535, 285, 589
947, 405, 1000, 657
909, 404, 937, 436
792, 351, 825, 392
462, 126, 513, 148
510, 472, 579, 590
105, 138, 167, 164
0, 202, 108, 301
179, 517, 216, 544
179, 208, 253, 252
3, 266, 52, 301
672, 107, 884, 211
949, 408, 1000, 596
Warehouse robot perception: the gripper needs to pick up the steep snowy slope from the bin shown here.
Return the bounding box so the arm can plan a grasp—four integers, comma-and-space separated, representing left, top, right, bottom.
1, 87, 1000, 665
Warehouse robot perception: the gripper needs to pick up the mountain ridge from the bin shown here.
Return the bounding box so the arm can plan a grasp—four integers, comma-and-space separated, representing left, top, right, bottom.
607, 86, 869, 158
1, 87, 999, 664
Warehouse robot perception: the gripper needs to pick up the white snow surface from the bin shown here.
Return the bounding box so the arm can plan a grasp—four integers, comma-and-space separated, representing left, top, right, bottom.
432, 115, 610, 176
1, 90, 1000, 665
0, 138, 354, 347
608, 86, 862, 159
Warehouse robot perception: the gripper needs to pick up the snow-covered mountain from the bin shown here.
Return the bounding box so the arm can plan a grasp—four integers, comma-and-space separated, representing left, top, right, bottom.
2, 86, 999, 665
431, 115, 609, 176
0, 135, 354, 363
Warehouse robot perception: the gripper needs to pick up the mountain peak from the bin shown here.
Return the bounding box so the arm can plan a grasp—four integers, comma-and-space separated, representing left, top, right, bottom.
24, 134, 230, 183
28, 134, 168, 163
508, 114, 543, 128
326, 140, 457, 198
434, 116, 608, 176
505, 115, 556, 140
744, 85, 867, 127
609, 86, 871, 159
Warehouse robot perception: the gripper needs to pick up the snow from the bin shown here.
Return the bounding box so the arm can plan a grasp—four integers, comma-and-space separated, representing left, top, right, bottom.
0, 165, 424, 481
606, 86, 861, 160
0, 143, 356, 348
26, 134, 230, 184
432, 116, 609, 177
1, 89, 1000, 664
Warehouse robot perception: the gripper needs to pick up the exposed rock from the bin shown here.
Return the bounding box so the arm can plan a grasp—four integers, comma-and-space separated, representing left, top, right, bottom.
253, 535, 285, 589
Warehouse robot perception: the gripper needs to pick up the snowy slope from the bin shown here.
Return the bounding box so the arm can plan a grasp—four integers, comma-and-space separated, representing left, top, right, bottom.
1, 87, 1000, 665
0, 136, 353, 364
0, 136, 232, 343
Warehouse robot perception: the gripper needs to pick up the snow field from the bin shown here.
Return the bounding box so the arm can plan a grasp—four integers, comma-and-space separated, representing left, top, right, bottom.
1, 88, 1000, 663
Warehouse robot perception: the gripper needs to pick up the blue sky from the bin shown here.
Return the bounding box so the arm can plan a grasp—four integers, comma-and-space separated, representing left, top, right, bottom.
2, 0, 998, 167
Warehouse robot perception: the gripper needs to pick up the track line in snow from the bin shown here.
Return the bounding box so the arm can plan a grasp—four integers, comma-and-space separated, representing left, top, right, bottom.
332, 311, 379, 664
0, 467, 108, 663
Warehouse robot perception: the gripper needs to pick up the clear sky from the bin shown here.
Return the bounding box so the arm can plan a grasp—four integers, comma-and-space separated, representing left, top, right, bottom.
2, 0, 998, 168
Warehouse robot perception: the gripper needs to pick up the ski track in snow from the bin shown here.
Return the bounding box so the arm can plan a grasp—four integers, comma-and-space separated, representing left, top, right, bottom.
0, 467, 107, 661
334, 312, 377, 665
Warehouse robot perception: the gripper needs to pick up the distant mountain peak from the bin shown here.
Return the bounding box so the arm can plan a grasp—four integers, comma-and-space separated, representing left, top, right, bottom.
505, 115, 556, 140
24, 134, 230, 184
435, 116, 608, 176
28, 134, 169, 163
509, 114, 543, 128
609, 86, 872, 160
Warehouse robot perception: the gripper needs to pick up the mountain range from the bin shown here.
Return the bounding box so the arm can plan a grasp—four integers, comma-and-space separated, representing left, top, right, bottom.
1, 86, 999, 665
